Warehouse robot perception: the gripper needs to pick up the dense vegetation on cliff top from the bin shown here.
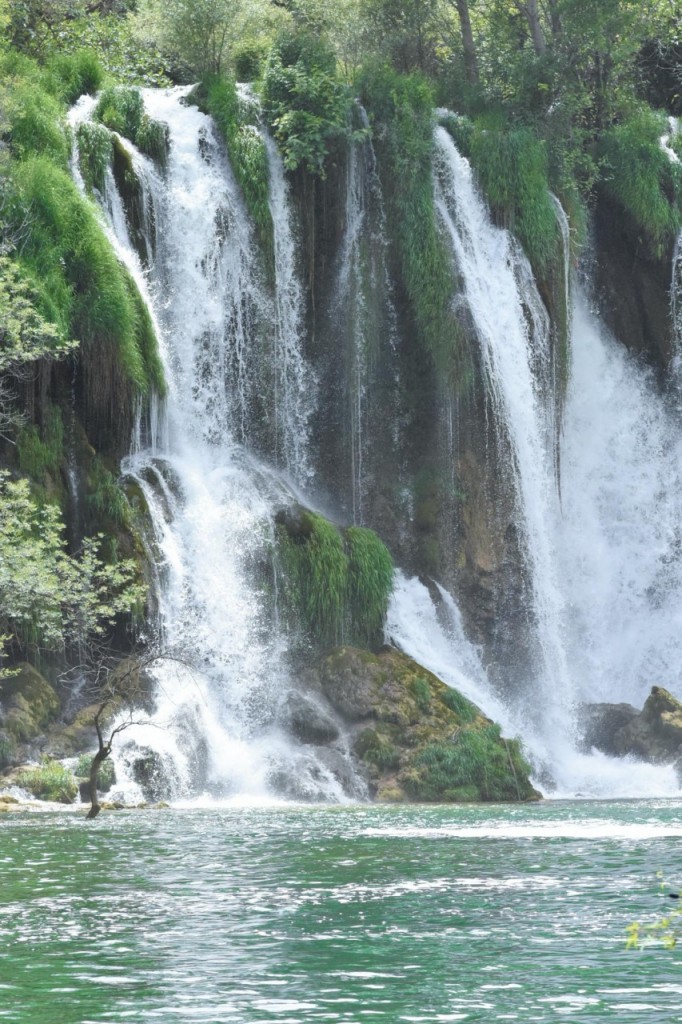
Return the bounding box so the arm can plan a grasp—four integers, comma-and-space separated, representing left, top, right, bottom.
0, 0, 681, 680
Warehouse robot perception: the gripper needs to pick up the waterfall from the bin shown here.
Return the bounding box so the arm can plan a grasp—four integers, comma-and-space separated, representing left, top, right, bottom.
432, 126, 571, 726
72, 87, 359, 803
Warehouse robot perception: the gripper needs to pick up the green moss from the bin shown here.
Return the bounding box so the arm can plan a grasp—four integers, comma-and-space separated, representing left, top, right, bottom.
86, 457, 130, 528
277, 510, 394, 650
360, 67, 461, 379
202, 77, 274, 276
76, 121, 113, 193
598, 106, 681, 258
440, 686, 478, 723
410, 675, 431, 712
16, 758, 77, 804
95, 86, 144, 140
345, 527, 394, 647
466, 117, 559, 273
16, 404, 64, 482
404, 728, 534, 802
355, 728, 401, 770
136, 114, 169, 165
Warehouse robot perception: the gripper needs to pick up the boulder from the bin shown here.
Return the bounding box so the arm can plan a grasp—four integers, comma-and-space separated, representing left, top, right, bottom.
280, 691, 340, 745
580, 687, 682, 764
0, 664, 60, 746
304, 646, 539, 803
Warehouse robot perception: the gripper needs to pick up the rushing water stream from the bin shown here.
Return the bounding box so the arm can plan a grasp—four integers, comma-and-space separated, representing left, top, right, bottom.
2, 802, 682, 1023
65, 90, 682, 802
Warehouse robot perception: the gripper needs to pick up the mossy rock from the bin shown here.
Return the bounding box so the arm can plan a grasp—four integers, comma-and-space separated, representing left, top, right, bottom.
307, 647, 539, 803
0, 664, 60, 744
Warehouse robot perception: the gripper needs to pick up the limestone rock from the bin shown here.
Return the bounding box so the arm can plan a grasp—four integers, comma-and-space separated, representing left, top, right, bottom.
580, 687, 682, 764
305, 646, 539, 803
0, 664, 60, 746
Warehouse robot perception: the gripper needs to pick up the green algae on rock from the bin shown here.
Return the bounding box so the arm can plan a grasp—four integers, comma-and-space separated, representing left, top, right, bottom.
305, 646, 539, 803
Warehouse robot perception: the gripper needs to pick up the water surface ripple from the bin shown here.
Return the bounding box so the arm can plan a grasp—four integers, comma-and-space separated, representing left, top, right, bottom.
1, 801, 680, 1022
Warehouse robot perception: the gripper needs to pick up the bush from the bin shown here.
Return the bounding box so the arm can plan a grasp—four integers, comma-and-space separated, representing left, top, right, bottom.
16, 758, 78, 803
75, 753, 116, 792
95, 86, 144, 140
76, 121, 114, 193
277, 510, 394, 650
262, 32, 356, 177
598, 106, 682, 257
440, 686, 478, 723
466, 116, 559, 273
47, 50, 104, 105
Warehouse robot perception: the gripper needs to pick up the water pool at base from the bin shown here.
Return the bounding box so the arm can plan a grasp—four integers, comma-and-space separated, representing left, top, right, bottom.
1, 800, 681, 1023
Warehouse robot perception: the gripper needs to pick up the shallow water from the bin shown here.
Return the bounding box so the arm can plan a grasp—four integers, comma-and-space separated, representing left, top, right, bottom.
1, 801, 681, 1022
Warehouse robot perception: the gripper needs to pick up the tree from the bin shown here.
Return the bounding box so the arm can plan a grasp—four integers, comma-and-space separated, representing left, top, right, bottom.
454, 0, 479, 85
0, 472, 144, 660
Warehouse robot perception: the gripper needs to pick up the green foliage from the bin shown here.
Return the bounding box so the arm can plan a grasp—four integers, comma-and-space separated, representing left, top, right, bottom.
234, 41, 267, 82
345, 526, 395, 647
6, 155, 163, 397
279, 511, 349, 647
404, 727, 533, 802
75, 752, 116, 792
46, 50, 103, 105
15, 757, 77, 803
262, 32, 359, 177
277, 510, 394, 650
0, 734, 16, 770
93, 87, 168, 164
440, 685, 478, 723
0, 256, 76, 370
86, 456, 130, 528
17, 404, 64, 481
95, 86, 144, 140
598, 106, 682, 257
136, 114, 169, 164
202, 77, 274, 271
465, 117, 559, 272
355, 728, 401, 770
410, 675, 431, 712
76, 121, 114, 194
0, 472, 145, 653
359, 66, 456, 373
6, 79, 68, 165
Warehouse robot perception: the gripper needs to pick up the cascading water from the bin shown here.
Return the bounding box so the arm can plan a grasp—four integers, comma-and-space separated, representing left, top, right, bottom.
388, 128, 681, 797
432, 125, 571, 724
72, 87, 360, 803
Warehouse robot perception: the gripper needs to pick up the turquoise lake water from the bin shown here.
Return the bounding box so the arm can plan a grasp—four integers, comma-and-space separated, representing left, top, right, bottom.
1, 800, 681, 1022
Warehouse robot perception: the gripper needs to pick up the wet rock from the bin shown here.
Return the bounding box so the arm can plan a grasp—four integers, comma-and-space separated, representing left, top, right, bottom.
305, 646, 539, 803
0, 664, 60, 746
280, 691, 340, 745
580, 687, 682, 763
579, 702, 640, 756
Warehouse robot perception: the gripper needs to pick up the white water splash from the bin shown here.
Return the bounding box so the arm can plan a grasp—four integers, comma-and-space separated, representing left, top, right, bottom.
433, 126, 570, 724
71, 87, 355, 803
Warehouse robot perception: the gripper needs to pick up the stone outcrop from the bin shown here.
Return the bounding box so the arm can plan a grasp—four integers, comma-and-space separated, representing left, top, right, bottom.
0, 664, 60, 767
580, 686, 682, 765
302, 646, 540, 803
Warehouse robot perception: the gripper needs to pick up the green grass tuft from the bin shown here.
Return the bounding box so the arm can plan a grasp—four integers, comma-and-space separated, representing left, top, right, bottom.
76, 121, 114, 193
404, 728, 534, 802
277, 511, 394, 650
598, 106, 682, 258
16, 758, 78, 804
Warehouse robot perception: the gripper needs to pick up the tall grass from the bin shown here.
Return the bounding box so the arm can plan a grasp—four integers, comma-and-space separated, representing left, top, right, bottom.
201, 77, 274, 275
277, 511, 394, 651
598, 106, 682, 257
